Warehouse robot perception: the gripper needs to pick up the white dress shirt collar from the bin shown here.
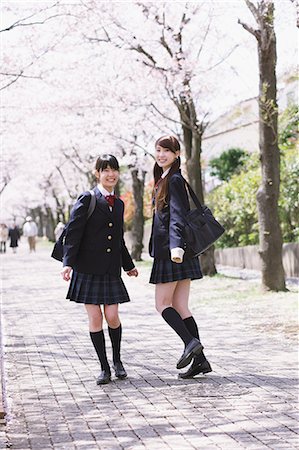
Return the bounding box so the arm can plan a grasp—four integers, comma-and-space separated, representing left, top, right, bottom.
161, 167, 170, 179
97, 184, 115, 197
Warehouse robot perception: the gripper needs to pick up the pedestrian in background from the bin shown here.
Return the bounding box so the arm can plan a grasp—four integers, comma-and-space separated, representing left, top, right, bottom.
0, 224, 9, 253
54, 221, 65, 241
149, 135, 212, 378
22, 216, 38, 252
61, 154, 138, 385
8, 223, 20, 254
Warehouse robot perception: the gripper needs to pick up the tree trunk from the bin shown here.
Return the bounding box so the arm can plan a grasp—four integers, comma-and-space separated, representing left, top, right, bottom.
30, 207, 43, 237
45, 207, 56, 241
185, 131, 204, 205
52, 190, 67, 224
257, 39, 286, 290
255, 3, 286, 290
199, 246, 217, 276
181, 105, 217, 276
240, 0, 286, 291
130, 169, 145, 261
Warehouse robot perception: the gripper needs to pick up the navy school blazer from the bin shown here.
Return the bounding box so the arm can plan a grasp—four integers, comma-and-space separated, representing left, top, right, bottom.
63, 187, 134, 276
149, 170, 191, 260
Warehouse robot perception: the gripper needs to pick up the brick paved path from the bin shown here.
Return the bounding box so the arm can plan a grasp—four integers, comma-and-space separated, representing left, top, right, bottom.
0, 242, 298, 450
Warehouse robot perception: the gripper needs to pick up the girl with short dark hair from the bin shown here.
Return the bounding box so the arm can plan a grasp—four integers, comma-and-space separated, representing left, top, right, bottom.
61, 154, 138, 385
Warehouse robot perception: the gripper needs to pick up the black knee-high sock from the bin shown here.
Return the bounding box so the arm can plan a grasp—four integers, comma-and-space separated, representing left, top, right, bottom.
90, 331, 110, 371
162, 307, 193, 346
183, 317, 206, 363
108, 324, 122, 364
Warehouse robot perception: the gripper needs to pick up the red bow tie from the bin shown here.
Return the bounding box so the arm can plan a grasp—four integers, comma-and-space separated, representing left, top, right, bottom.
105, 194, 116, 207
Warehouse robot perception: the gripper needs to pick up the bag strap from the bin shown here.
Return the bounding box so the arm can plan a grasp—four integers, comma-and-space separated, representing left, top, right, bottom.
182, 177, 205, 214
87, 189, 96, 219
59, 190, 96, 245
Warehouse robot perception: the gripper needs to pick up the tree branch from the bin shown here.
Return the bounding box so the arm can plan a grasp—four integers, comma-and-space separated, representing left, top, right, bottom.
152, 8, 174, 33
202, 44, 240, 73
244, 0, 259, 21
0, 69, 41, 91
238, 18, 259, 39
130, 43, 157, 66
0, 176, 11, 196
60, 148, 88, 175
1, 1, 58, 31
0, 71, 41, 79
149, 102, 182, 127
1, 13, 77, 33
108, 133, 155, 160
55, 165, 75, 200
1, 28, 70, 90
159, 34, 173, 58
195, 17, 212, 62
83, 26, 111, 44
0, 69, 42, 90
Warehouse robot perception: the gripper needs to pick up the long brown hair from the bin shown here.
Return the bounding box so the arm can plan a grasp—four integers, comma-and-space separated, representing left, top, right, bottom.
153, 135, 180, 210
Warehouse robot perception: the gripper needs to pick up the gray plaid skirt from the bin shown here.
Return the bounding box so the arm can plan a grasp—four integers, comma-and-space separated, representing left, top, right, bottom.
67, 271, 131, 305
149, 257, 202, 284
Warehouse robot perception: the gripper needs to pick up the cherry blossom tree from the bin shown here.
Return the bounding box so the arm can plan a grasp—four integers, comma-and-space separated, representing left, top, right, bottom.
1, 0, 296, 271
1, 2, 78, 90
81, 1, 240, 273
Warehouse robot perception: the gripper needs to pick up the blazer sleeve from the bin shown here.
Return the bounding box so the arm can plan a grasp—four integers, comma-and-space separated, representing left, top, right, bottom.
63, 192, 91, 268
121, 237, 135, 271
168, 175, 189, 251
119, 200, 135, 271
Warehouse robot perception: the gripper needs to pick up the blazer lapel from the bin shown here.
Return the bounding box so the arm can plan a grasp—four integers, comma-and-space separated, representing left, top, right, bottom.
112, 198, 123, 220
94, 187, 111, 216
94, 186, 122, 218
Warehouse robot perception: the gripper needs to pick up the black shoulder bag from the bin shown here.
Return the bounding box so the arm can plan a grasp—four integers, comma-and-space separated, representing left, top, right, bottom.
51, 190, 96, 262
182, 179, 225, 257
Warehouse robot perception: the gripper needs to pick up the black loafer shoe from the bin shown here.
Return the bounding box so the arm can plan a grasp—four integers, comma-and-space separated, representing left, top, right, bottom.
96, 369, 111, 385
178, 359, 212, 379
113, 361, 127, 379
176, 338, 203, 369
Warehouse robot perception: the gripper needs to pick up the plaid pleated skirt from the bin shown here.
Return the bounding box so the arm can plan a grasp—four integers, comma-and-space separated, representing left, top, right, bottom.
66, 271, 131, 305
149, 256, 202, 284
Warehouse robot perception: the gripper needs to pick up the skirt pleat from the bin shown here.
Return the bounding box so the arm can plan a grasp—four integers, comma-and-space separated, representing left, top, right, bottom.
75, 273, 84, 299
67, 271, 130, 305
149, 257, 202, 284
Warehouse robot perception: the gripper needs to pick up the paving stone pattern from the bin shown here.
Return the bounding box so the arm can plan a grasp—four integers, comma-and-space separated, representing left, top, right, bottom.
0, 243, 298, 450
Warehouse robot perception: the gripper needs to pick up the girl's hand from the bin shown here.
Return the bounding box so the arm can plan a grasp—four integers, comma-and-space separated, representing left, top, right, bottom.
171, 248, 184, 264
172, 257, 183, 264
126, 268, 138, 277
61, 266, 72, 281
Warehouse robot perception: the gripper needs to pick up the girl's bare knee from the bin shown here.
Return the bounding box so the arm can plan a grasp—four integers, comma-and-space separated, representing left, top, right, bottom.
85, 305, 103, 331
155, 282, 176, 315
155, 302, 162, 314
155, 298, 172, 315
104, 305, 120, 328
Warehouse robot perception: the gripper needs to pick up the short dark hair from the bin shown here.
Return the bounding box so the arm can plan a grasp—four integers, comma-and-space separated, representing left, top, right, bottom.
95, 154, 119, 171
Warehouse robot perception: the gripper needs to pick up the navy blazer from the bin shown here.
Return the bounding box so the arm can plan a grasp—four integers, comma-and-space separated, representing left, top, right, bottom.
63, 187, 134, 276
149, 170, 190, 260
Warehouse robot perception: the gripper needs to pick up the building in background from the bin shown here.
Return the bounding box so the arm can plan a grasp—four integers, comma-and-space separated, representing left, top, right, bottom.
202, 71, 298, 192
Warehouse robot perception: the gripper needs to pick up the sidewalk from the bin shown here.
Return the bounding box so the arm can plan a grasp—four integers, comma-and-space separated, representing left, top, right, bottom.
0, 242, 298, 450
